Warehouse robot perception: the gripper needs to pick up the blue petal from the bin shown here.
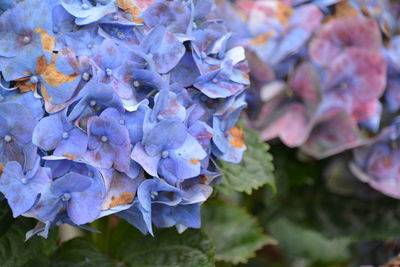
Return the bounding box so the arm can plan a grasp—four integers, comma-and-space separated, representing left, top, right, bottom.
143, 120, 187, 156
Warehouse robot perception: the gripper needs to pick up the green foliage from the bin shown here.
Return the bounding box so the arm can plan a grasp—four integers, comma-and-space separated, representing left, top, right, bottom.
263, 147, 400, 241
52, 221, 215, 267
217, 122, 276, 195
0, 202, 58, 267
251, 145, 400, 266
51, 238, 115, 267
268, 218, 351, 264
111, 224, 215, 267
202, 200, 276, 264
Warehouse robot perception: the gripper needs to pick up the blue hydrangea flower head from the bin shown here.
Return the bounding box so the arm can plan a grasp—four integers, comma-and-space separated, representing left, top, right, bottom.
0, 0, 249, 237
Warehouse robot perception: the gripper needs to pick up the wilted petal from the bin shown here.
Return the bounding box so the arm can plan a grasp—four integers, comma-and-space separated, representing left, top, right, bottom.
310, 17, 382, 66
323, 48, 387, 102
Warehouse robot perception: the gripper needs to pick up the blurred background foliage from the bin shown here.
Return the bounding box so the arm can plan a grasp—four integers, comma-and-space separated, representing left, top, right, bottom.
2, 124, 400, 266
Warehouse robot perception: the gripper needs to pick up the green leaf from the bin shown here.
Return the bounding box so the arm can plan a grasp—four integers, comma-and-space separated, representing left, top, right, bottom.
268, 218, 351, 264
0, 202, 58, 267
52, 222, 215, 267
110, 224, 215, 267
50, 238, 116, 267
202, 200, 276, 264
217, 122, 275, 195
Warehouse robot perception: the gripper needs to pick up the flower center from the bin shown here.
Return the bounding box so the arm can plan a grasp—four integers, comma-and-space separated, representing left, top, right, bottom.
89, 100, 96, 107
161, 150, 169, 159
117, 32, 125, 39
4, 135, 12, 143
82, 72, 90, 81
21, 178, 28, 184
82, 3, 89, 10
62, 132, 69, 139
105, 68, 113, 76
23, 36, 31, 44
133, 80, 140, 87
101, 136, 108, 143
30, 75, 39, 84
61, 193, 71, 202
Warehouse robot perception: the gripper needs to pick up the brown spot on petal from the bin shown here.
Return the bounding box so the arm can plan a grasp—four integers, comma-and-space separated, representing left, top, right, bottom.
0, 164, 5, 175
36, 55, 47, 74
129, 7, 143, 24
109, 192, 135, 209
35, 27, 55, 53
276, 2, 293, 26
40, 84, 52, 102
117, 0, 134, 9
325, 1, 359, 23
15, 79, 37, 93
334, 1, 359, 18
199, 175, 208, 184
116, 0, 143, 23
250, 31, 274, 46
229, 126, 245, 149
190, 159, 201, 165
382, 156, 393, 168
37, 55, 78, 87
62, 154, 75, 160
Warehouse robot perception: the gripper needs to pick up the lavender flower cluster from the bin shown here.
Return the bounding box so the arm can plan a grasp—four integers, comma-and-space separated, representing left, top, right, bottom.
0, 0, 249, 237
215, 0, 400, 198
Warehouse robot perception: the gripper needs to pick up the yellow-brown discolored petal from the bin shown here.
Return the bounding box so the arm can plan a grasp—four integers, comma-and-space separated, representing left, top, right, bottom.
129, 7, 143, 24
250, 31, 274, 46
276, 2, 293, 26
37, 55, 78, 87
14, 77, 37, 93
0, 164, 5, 176
62, 154, 75, 160
35, 27, 56, 53
229, 126, 245, 149
325, 1, 359, 23
36, 55, 47, 74
199, 175, 208, 184
40, 84, 52, 102
109, 192, 135, 209
190, 159, 201, 165
117, 0, 135, 9
18, 83, 37, 93
116, 0, 143, 23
